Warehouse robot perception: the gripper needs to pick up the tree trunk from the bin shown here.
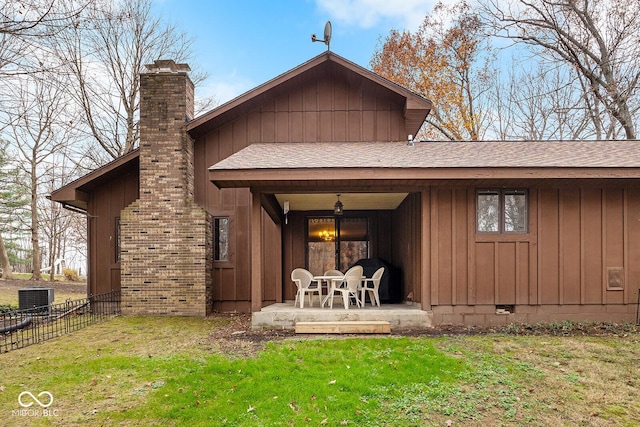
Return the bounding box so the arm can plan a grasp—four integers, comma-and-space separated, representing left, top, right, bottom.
0, 232, 13, 279
30, 171, 42, 281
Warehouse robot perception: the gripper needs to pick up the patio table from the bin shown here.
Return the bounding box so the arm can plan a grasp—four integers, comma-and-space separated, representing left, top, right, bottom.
312, 275, 343, 307
314, 275, 365, 308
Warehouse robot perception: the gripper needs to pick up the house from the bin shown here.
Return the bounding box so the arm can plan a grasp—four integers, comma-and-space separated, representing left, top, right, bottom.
51, 52, 640, 327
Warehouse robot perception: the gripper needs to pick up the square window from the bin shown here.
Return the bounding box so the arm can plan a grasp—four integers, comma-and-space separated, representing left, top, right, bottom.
477, 189, 528, 234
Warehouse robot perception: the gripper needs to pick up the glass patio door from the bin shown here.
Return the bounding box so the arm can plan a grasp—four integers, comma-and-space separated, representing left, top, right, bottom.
307, 217, 368, 276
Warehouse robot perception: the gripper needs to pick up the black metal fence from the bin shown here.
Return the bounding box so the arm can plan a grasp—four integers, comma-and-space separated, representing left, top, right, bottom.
0, 291, 120, 354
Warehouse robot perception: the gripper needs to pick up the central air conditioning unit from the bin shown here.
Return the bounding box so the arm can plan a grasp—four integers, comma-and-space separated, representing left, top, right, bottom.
18, 288, 55, 312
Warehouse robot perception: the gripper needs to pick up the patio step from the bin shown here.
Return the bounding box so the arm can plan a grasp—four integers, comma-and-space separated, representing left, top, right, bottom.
295, 320, 391, 334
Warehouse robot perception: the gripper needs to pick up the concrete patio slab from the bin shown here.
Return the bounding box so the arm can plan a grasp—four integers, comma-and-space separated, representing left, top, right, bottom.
252, 301, 432, 331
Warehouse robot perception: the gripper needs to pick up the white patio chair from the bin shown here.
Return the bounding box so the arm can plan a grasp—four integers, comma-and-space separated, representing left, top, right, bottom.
360, 267, 384, 307
291, 268, 321, 308
328, 265, 363, 309
324, 269, 343, 277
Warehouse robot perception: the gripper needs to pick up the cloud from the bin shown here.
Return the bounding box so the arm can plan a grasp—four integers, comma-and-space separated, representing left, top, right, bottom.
314, 0, 438, 31
197, 73, 255, 108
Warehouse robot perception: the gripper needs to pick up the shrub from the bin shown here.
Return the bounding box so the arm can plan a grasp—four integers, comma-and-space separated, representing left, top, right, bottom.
63, 268, 80, 281
0, 304, 16, 313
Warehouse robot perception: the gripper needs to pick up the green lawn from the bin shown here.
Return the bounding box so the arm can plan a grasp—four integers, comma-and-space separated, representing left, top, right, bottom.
1, 316, 638, 426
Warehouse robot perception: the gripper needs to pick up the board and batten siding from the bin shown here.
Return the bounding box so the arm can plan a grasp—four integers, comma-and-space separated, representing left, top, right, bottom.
194, 69, 411, 311
88, 168, 138, 296
391, 192, 423, 305
428, 186, 639, 312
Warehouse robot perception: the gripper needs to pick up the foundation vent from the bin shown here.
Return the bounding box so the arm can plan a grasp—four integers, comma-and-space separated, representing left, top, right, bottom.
495, 305, 514, 315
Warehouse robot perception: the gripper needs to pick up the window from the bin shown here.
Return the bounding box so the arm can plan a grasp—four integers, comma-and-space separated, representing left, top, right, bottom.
115, 217, 121, 262
477, 189, 528, 233
214, 217, 229, 261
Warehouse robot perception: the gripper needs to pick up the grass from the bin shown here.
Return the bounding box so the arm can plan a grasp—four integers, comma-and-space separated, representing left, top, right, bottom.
0, 317, 639, 426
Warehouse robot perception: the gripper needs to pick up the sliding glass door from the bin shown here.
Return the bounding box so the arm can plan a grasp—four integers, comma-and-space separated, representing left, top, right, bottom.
307, 217, 368, 276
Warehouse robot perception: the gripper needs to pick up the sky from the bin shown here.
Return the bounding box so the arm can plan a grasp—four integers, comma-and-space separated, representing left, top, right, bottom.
151, 0, 447, 106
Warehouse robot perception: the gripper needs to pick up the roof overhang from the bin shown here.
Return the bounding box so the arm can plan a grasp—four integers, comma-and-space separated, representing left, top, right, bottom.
208, 141, 640, 191
50, 149, 140, 211
209, 167, 640, 191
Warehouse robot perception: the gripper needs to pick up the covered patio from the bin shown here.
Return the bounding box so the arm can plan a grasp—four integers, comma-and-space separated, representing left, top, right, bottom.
209, 141, 432, 324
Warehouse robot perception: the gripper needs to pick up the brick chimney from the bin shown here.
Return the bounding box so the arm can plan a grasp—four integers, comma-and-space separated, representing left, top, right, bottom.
120, 60, 213, 316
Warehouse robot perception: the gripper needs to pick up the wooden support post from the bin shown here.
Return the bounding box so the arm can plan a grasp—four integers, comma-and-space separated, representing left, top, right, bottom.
251, 190, 263, 312
421, 189, 431, 310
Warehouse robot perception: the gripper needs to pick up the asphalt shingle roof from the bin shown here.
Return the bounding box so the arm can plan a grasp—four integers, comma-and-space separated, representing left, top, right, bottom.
209, 140, 640, 170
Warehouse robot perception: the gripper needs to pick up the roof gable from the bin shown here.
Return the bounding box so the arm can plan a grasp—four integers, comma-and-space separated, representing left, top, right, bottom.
187, 52, 432, 138
50, 149, 139, 211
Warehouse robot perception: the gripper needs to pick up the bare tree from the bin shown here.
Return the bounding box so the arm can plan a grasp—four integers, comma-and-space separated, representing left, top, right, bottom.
481, 0, 640, 139
8, 75, 71, 280
53, 0, 204, 160
488, 62, 598, 140
0, 0, 91, 75
39, 153, 84, 280
0, 139, 30, 279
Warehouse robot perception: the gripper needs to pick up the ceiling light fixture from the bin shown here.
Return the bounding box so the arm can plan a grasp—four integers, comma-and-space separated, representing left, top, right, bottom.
334, 194, 344, 216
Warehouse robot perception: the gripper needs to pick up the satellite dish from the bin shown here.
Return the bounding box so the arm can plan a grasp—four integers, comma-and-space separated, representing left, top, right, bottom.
323, 21, 332, 48
311, 21, 332, 51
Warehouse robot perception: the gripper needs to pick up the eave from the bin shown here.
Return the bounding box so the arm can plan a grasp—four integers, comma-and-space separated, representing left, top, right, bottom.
49, 149, 140, 211
209, 167, 640, 192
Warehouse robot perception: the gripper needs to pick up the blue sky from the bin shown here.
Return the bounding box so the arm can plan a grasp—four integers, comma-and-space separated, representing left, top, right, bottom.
152, 0, 446, 105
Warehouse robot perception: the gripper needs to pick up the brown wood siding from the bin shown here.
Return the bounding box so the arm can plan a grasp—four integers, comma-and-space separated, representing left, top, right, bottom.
628, 189, 640, 304
581, 188, 603, 303
282, 212, 307, 301
429, 185, 639, 309
261, 209, 281, 304
560, 189, 581, 304
435, 189, 453, 305
391, 193, 422, 302
536, 187, 632, 306
87, 169, 138, 296
474, 243, 494, 304
604, 189, 624, 304
538, 189, 560, 304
